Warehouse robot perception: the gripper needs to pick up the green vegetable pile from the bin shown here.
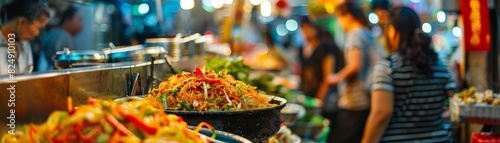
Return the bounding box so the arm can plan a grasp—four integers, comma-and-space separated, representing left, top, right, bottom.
205, 57, 251, 82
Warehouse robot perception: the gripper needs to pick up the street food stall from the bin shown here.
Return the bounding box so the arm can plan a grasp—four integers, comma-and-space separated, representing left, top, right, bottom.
1, 0, 500, 143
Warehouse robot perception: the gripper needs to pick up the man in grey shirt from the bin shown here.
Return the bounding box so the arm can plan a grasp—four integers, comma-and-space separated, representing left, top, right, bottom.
38, 6, 82, 71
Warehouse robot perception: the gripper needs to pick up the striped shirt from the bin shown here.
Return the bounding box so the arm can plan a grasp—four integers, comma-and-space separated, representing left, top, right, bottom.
371, 54, 455, 143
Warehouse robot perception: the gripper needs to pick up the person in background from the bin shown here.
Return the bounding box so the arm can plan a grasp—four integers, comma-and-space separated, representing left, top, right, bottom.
299, 17, 345, 133
300, 17, 343, 100
0, 0, 50, 75
38, 6, 83, 71
362, 7, 454, 143
371, 0, 392, 57
326, 2, 377, 143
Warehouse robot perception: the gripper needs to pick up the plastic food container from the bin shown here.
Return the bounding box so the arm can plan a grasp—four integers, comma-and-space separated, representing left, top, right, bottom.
449, 100, 500, 125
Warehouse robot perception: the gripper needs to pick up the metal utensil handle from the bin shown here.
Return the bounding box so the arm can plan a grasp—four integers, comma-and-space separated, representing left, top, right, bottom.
164, 56, 177, 74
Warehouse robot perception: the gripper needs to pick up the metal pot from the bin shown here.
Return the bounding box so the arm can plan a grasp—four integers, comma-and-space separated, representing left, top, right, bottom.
145, 38, 184, 61
102, 45, 166, 63
194, 35, 209, 57
181, 33, 201, 58
102, 45, 144, 63
145, 34, 201, 60
164, 96, 287, 143
192, 127, 252, 143
143, 46, 166, 60
53, 48, 108, 69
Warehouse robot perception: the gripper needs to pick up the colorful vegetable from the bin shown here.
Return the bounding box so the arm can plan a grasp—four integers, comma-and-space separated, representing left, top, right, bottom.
104, 114, 136, 137
205, 57, 251, 82
194, 122, 216, 138
1, 98, 213, 143
116, 108, 157, 135
146, 68, 276, 111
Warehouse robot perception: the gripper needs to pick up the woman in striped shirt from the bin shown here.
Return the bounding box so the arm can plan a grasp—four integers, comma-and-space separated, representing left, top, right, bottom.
362, 7, 455, 143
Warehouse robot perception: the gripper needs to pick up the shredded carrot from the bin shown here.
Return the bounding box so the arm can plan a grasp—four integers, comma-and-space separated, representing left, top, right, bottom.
67, 97, 73, 112
146, 68, 276, 111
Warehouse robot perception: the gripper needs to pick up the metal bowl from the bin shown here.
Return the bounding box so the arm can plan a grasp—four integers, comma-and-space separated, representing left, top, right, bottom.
290, 122, 325, 140
165, 96, 287, 143
280, 103, 306, 126
192, 127, 252, 143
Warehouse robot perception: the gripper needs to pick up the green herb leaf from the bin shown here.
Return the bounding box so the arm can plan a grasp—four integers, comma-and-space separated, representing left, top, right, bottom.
181, 100, 193, 111
96, 134, 110, 143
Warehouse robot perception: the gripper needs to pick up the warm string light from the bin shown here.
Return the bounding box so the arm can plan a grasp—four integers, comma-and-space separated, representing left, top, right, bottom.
180, 0, 195, 10
260, 0, 272, 17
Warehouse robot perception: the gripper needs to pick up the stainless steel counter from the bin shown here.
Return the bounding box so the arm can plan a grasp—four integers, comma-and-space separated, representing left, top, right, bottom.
0, 59, 197, 133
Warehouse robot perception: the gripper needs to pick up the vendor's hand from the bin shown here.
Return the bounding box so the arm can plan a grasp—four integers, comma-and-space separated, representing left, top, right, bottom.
327, 74, 341, 85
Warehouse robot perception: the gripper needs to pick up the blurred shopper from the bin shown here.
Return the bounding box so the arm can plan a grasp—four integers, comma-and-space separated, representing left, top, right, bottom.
38, 6, 83, 71
327, 2, 378, 143
299, 17, 344, 112
362, 7, 454, 143
299, 18, 346, 143
371, 0, 392, 56
0, 0, 50, 75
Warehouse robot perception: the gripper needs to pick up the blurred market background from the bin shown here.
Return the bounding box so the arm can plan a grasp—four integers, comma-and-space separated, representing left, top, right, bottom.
0, 0, 499, 142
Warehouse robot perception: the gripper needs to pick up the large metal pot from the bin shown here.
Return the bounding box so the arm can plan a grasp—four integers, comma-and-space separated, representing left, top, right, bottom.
53, 48, 108, 69
164, 96, 287, 143
143, 46, 166, 60
194, 35, 209, 57
145, 38, 184, 61
145, 34, 201, 60
102, 45, 144, 62
102, 45, 166, 63
181, 33, 201, 58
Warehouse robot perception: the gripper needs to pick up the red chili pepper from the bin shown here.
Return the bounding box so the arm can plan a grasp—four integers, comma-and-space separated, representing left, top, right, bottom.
88, 97, 98, 105
194, 68, 203, 75
117, 108, 157, 135
203, 79, 221, 83
104, 114, 135, 137
69, 110, 77, 115
177, 74, 182, 78
177, 116, 184, 122
73, 122, 91, 143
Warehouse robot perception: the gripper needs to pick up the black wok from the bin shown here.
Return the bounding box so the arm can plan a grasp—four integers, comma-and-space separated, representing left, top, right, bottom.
165, 96, 287, 143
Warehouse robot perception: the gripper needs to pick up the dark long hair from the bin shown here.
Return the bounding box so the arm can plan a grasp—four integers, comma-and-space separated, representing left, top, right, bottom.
300, 16, 345, 71
335, 2, 368, 26
390, 7, 437, 73
0, 0, 50, 24
299, 17, 335, 43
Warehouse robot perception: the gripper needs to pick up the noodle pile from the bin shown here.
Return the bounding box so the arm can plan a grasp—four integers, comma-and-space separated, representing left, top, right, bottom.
147, 68, 276, 111
1, 98, 212, 143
